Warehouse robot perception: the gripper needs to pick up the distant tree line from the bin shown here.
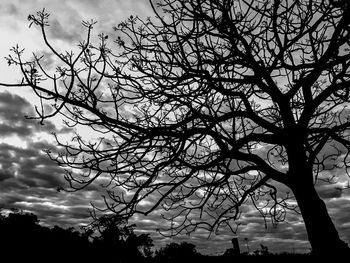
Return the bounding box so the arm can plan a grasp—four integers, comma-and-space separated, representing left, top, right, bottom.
0, 209, 199, 262
0, 209, 318, 262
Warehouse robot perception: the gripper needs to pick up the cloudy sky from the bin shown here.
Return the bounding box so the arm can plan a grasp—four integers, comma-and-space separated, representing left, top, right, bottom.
0, 0, 349, 255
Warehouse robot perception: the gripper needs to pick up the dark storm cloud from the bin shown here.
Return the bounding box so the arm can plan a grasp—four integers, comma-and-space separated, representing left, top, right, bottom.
0, 91, 98, 228
317, 184, 343, 199
1, 189, 93, 227
0, 170, 12, 182
0, 91, 33, 117
48, 18, 80, 43
0, 2, 19, 15
0, 91, 58, 135
0, 141, 64, 191
237, 212, 309, 253
0, 91, 71, 136
37, 50, 57, 69
0, 139, 103, 228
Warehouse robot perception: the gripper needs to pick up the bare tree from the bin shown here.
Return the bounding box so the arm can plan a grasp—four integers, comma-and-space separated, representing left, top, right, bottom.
2, 0, 350, 255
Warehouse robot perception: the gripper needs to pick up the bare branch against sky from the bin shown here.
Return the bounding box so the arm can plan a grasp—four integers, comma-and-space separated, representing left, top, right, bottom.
0, 0, 350, 255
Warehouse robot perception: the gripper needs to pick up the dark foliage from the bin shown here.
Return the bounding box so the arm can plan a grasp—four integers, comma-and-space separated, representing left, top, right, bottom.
0, 210, 152, 262
87, 214, 154, 261
154, 241, 199, 262
0, 210, 90, 260
0, 209, 342, 262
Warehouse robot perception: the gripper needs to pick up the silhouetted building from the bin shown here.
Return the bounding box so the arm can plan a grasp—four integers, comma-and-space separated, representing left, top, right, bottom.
231, 237, 240, 255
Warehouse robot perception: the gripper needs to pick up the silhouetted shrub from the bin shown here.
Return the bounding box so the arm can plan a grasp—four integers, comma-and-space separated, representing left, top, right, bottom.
88, 215, 154, 262
155, 241, 199, 262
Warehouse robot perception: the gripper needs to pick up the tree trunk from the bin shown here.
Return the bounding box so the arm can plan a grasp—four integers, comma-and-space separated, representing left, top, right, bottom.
291, 179, 350, 256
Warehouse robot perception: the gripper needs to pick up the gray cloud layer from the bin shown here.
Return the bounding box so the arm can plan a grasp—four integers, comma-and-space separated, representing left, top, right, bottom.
0, 90, 349, 254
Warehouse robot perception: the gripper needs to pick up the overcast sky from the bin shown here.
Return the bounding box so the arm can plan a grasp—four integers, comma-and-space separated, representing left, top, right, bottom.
0, 0, 349, 255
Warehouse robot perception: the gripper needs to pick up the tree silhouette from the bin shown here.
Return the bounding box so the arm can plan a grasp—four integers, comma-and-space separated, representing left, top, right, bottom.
0, 209, 153, 261
0, 209, 91, 260
155, 242, 199, 261
2, 0, 350, 255
87, 215, 154, 261
0, 209, 46, 257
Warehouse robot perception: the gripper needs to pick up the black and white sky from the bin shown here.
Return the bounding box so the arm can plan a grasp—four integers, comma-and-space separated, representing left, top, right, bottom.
0, 0, 349, 255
